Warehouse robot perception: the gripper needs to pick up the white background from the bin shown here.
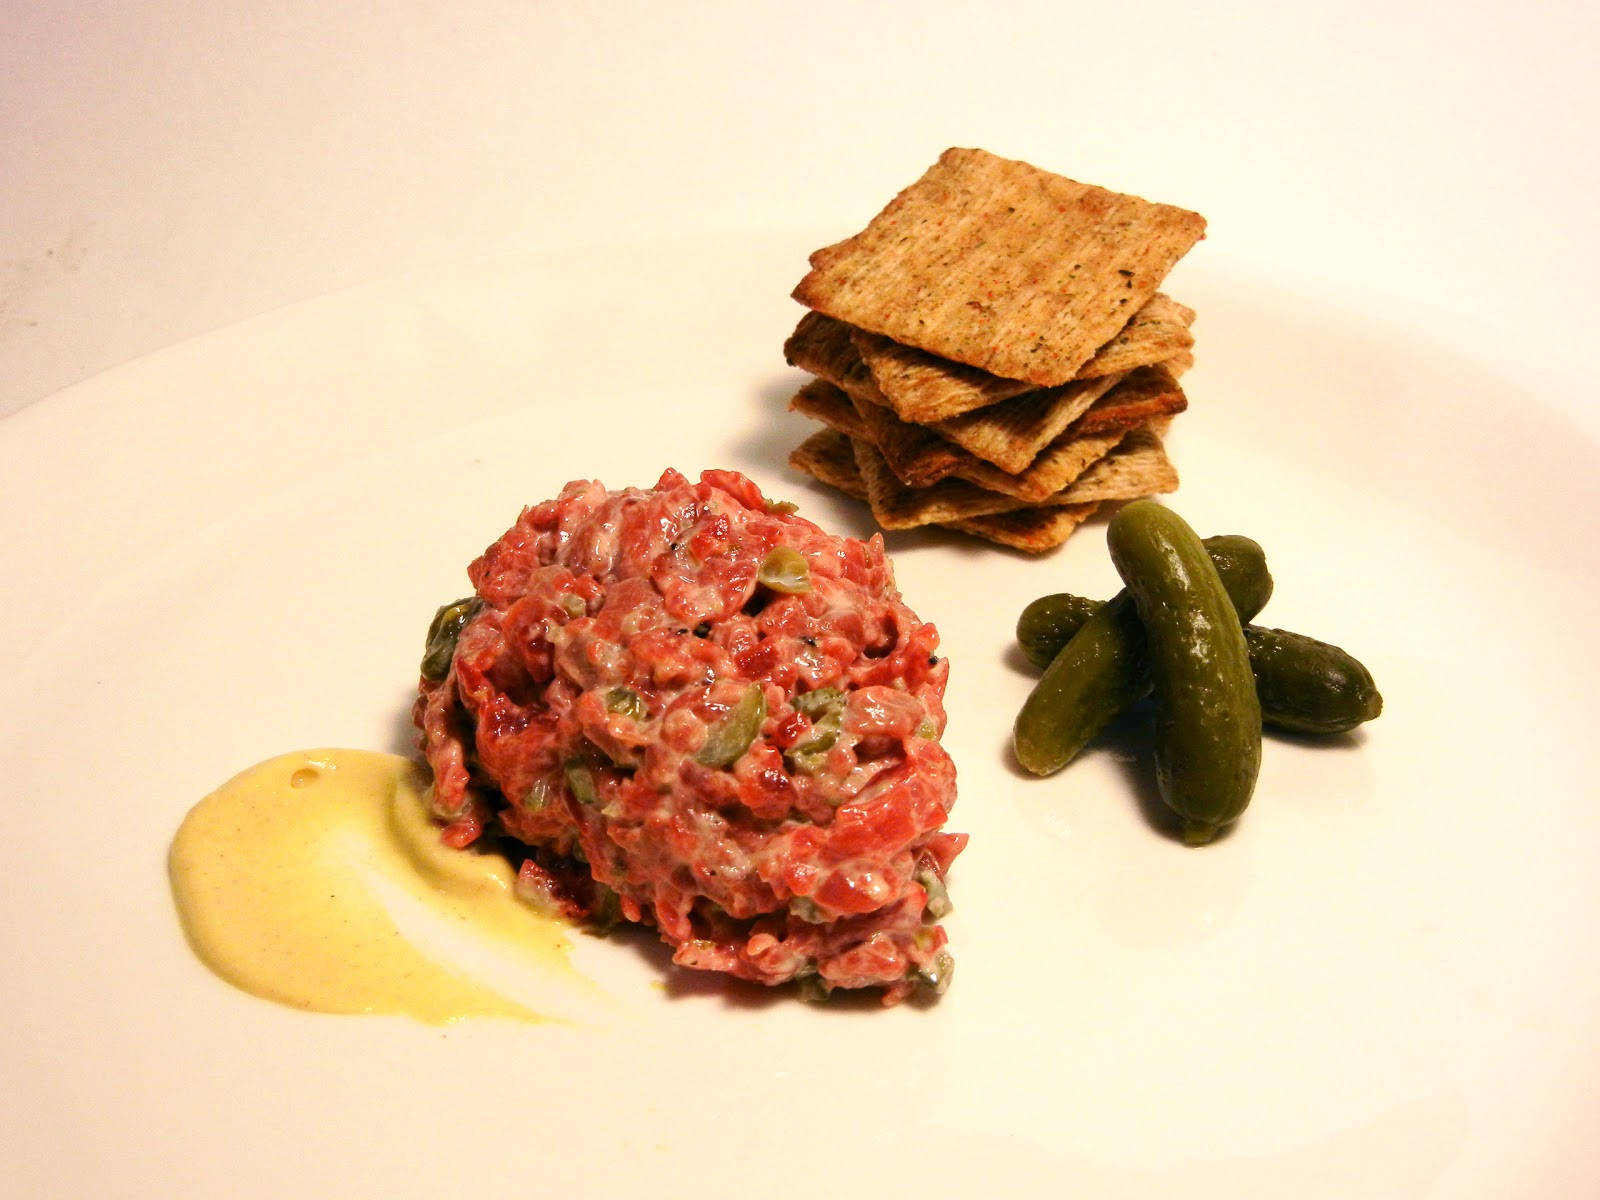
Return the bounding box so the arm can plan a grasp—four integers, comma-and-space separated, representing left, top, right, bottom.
4, 0, 1596, 425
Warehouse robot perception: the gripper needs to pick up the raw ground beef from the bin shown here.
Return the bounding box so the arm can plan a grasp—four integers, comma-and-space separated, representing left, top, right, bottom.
414, 468, 964, 1003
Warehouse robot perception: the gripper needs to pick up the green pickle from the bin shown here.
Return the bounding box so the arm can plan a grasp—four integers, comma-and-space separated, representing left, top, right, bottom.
1248, 627, 1383, 734
1014, 593, 1100, 672
1106, 502, 1262, 845
1016, 590, 1382, 737
1011, 535, 1271, 777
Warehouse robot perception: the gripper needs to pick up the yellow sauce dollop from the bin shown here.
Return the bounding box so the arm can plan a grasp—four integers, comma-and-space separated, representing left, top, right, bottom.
170, 749, 596, 1024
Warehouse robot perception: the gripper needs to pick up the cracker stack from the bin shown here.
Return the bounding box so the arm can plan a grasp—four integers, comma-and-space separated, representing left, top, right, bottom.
783, 148, 1206, 552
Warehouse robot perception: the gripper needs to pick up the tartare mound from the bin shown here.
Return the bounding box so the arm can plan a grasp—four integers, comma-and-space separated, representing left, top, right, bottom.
413, 468, 964, 1003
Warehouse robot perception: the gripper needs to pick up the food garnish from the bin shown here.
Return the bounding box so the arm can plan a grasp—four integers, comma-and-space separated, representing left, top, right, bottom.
1108, 502, 1262, 846
1013, 534, 1272, 777
1013, 501, 1381, 843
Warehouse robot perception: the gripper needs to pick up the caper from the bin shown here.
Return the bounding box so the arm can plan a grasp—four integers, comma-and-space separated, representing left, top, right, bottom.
420, 597, 484, 681
793, 687, 844, 720
756, 546, 812, 595
604, 687, 647, 721
563, 761, 601, 807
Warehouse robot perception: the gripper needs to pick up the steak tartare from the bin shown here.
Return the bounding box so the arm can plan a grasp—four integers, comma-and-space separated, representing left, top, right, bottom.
413, 468, 964, 1003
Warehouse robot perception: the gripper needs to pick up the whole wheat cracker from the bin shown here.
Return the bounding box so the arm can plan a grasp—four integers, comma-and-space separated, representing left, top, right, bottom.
848, 384, 1122, 499
793, 148, 1205, 387
851, 428, 1174, 530
1054, 424, 1178, 502
788, 315, 1131, 475
783, 313, 887, 404
852, 293, 1195, 424
1080, 294, 1196, 379
786, 428, 1098, 552
928, 372, 1125, 473
787, 367, 1185, 502
787, 377, 869, 438
945, 503, 1101, 553
788, 427, 870, 497
848, 363, 1188, 498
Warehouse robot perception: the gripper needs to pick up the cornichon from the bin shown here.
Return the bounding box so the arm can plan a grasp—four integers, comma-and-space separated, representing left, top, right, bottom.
1106, 501, 1261, 845
1014, 593, 1100, 671
1246, 626, 1382, 734
1018, 601, 1382, 736
1012, 534, 1271, 777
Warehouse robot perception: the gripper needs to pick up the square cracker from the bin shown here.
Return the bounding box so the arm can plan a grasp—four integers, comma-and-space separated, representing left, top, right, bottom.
787, 314, 1130, 474
788, 377, 870, 438
849, 384, 1123, 499
851, 293, 1194, 423
945, 503, 1101, 553
848, 363, 1188, 498
790, 375, 1122, 499
786, 429, 1099, 553
850, 428, 1174, 530
793, 148, 1205, 387
784, 313, 887, 405
915, 371, 1125, 473
787, 363, 1186, 501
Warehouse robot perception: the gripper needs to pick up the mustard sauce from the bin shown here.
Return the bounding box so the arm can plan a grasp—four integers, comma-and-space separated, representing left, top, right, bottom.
169, 749, 597, 1024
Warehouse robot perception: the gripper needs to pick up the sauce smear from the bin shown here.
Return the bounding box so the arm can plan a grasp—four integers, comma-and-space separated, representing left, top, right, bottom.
170, 749, 587, 1023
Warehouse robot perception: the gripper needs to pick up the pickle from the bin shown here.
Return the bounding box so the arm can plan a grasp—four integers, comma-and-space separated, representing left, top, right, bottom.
1248, 626, 1383, 735
1018, 597, 1381, 736
1015, 535, 1272, 671
1014, 593, 1100, 671
1011, 535, 1271, 777
1106, 502, 1261, 845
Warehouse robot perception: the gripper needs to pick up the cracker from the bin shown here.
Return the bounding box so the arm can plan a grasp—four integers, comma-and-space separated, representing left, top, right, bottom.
850, 431, 1170, 530
1053, 423, 1178, 502
789, 323, 1129, 477
849, 363, 1188, 498
932, 372, 1125, 473
849, 327, 1035, 422
853, 293, 1195, 424
946, 503, 1101, 553
1078, 294, 1196, 379
788, 428, 869, 497
849, 383, 1121, 498
787, 377, 868, 438
1068, 360, 1190, 437
783, 313, 887, 405
793, 148, 1206, 387
787, 429, 1098, 553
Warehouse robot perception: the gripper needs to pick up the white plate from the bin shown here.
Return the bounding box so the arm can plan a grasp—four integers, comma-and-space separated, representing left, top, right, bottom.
4, 233, 1598, 1198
